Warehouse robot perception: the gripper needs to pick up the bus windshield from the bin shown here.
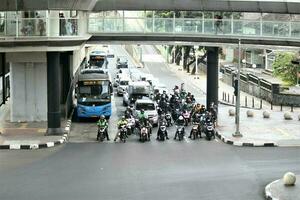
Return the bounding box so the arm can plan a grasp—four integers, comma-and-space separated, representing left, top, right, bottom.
78, 81, 110, 100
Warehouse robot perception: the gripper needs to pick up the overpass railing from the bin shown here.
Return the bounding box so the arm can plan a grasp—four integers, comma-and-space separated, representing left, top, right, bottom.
88, 17, 300, 39
0, 17, 80, 37
1, 15, 300, 40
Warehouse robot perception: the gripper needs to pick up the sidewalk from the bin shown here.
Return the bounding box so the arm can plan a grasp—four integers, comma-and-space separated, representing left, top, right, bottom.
164, 57, 300, 147
265, 175, 300, 200
0, 102, 71, 150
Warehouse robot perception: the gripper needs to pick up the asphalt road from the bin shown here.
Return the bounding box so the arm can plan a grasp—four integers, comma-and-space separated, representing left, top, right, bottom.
0, 45, 299, 200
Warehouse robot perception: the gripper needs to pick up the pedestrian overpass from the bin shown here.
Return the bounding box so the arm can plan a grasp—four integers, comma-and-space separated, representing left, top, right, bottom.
1, 0, 300, 135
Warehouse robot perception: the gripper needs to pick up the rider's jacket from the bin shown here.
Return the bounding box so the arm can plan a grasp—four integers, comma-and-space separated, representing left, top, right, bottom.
97, 119, 108, 128
117, 119, 128, 128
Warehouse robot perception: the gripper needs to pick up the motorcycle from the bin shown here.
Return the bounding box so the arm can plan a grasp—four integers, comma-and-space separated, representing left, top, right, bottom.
126, 117, 135, 135
140, 126, 149, 142
157, 121, 168, 141
175, 125, 185, 141
97, 126, 106, 142
119, 125, 127, 143
182, 110, 191, 126
165, 113, 172, 127
190, 123, 201, 140
204, 121, 215, 141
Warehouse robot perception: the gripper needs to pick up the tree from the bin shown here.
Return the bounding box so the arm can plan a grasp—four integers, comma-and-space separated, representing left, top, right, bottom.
272, 52, 298, 85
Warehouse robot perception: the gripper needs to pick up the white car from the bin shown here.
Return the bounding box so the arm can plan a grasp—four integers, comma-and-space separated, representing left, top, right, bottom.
117, 77, 131, 96
134, 98, 159, 126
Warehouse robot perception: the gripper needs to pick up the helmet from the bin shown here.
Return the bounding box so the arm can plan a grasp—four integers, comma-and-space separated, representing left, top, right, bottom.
141, 109, 145, 113
127, 106, 130, 109
100, 115, 105, 120
179, 116, 184, 120
121, 116, 126, 120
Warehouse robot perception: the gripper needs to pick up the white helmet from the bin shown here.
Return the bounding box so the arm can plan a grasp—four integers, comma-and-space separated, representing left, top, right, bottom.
179, 116, 184, 120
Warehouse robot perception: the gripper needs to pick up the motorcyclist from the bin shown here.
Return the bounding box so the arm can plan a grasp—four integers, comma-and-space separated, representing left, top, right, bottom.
160, 90, 169, 101
159, 98, 169, 113
174, 115, 185, 140
153, 89, 161, 102
209, 103, 218, 126
191, 103, 201, 122
124, 106, 133, 118
157, 115, 169, 140
200, 105, 206, 114
114, 116, 128, 141
185, 98, 194, 111
138, 109, 148, 126
190, 95, 196, 103
169, 94, 176, 109
137, 109, 151, 140
97, 115, 109, 141
180, 89, 187, 100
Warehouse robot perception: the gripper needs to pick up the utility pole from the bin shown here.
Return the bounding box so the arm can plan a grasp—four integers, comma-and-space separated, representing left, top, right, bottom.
233, 39, 242, 137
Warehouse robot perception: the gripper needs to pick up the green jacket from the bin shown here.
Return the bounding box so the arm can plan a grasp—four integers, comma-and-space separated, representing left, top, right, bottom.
118, 119, 128, 127
97, 119, 108, 128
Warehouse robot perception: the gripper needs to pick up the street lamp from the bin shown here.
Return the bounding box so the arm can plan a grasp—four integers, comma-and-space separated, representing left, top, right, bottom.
233, 39, 243, 137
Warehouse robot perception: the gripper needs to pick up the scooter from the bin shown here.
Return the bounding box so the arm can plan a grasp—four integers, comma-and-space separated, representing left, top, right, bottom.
119, 125, 127, 143
97, 126, 106, 142
165, 113, 172, 127
140, 126, 149, 142
204, 121, 215, 141
175, 125, 185, 141
190, 123, 201, 140
126, 117, 135, 135
182, 110, 191, 126
157, 121, 168, 141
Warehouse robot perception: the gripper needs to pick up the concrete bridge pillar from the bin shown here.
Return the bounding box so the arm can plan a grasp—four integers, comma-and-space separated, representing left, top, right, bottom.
47, 52, 63, 135
206, 47, 219, 108
7, 52, 48, 122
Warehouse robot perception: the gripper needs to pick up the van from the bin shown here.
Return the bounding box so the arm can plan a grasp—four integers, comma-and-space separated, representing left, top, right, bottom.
123, 81, 151, 106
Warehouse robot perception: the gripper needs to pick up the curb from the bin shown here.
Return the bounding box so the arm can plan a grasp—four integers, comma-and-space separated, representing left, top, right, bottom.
265, 180, 280, 200
215, 131, 277, 147
0, 119, 72, 150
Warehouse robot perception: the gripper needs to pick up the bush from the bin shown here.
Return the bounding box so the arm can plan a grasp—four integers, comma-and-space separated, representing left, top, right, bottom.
272, 52, 298, 85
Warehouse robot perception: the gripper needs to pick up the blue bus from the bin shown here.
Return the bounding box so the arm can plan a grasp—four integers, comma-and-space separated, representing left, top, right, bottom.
89, 51, 108, 68
76, 71, 113, 119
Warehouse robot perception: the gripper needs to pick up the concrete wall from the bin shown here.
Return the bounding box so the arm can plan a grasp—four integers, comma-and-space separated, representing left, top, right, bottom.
7, 52, 47, 122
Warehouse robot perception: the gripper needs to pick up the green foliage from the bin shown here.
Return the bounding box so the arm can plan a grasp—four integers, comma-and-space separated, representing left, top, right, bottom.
272, 52, 298, 85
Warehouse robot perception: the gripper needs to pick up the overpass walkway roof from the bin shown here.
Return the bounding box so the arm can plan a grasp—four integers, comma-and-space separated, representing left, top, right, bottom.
1, 0, 300, 14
